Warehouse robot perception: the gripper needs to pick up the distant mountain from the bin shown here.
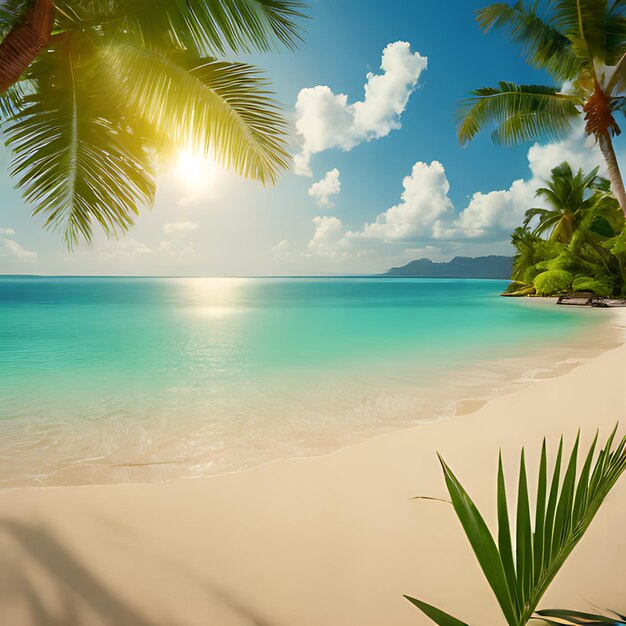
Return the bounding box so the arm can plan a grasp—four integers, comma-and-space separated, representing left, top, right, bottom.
384, 255, 513, 279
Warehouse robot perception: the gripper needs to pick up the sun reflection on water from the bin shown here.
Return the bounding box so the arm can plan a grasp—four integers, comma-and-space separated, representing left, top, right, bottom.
181, 277, 249, 319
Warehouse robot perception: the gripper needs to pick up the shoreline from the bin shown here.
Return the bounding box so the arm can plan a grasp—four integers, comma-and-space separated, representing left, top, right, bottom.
1, 305, 623, 491
0, 311, 625, 625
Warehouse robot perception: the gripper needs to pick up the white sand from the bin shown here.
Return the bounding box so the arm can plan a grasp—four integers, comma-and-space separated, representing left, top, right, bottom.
1, 311, 625, 626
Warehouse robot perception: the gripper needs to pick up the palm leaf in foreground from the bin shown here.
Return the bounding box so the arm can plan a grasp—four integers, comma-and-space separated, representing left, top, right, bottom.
406, 427, 626, 626
5, 38, 156, 248
536, 608, 626, 625
98, 44, 291, 185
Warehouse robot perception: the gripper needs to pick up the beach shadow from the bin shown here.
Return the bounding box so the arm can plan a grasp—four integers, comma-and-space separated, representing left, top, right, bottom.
0, 518, 275, 626
0, 519, 153, 626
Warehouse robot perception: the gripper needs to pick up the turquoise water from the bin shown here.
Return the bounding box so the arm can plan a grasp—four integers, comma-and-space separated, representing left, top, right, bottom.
0, 277, 609, 486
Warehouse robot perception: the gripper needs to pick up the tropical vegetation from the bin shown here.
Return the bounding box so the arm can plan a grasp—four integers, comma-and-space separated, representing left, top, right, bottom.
405, 427, 626, 626
0, 0, 305, 247
458, 0, 626, 215
504, 161, 626, 297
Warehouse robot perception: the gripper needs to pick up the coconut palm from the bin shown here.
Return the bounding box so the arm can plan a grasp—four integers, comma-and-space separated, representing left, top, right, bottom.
523, 162, 609, 243
406, 427, 626, 626
510, 226, 545, 281
458, 0, 626, 215
0, 0, 305, 247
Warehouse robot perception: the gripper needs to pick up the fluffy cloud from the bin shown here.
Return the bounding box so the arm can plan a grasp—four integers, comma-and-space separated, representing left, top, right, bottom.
308, 216, 347, 256
308, 169, 341, 208
0, 229, 38, 263
163, 221, 198, 235
349, 161, 454, 241
347, 125, 606, 245
445, 126, 605, 240
294, 42, 427, 175
296, 126, 608, 274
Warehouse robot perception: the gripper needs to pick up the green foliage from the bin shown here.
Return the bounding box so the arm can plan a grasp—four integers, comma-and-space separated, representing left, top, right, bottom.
571, 276, 615, 297
524, 162, 606, 243
407, 428, 626, 626
522, 265, 542, 284
457, 82, 579, 146
509, 162, 626, 297
0, 0, 306, 247
533, 269, 573, 295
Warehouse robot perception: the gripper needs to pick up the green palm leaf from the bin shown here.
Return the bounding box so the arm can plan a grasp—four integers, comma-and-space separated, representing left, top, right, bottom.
476, 2, 581, 81
0, 82, 26, 119
407, 427, 626, 626
4, 38, 156, 248
98, 44, 291, 184
404, 597, 468, 626
92, 0, 307, 56
536, 608, 626, 625
458, 82, 580, 146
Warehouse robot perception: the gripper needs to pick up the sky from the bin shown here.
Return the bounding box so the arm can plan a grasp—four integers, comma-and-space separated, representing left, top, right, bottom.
0, 0, 623, 276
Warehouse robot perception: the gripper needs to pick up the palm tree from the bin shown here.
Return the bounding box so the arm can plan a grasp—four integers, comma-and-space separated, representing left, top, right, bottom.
523, 162, 607, 243
0, 0, 305, 248
406, 427, 626, 626
458, 0, 626, 215
510, 226, 544, 281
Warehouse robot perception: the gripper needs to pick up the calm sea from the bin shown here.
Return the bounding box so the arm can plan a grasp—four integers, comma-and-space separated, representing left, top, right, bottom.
0, 276, 614, 486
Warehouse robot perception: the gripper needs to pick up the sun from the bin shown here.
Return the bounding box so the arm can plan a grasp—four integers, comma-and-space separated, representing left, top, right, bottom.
174, 150, 219, 194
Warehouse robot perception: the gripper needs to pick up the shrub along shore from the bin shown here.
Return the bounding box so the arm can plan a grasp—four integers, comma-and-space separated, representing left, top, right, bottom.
503, 162, 626, 299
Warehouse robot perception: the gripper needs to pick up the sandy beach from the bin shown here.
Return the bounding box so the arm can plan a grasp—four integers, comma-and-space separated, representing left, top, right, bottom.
1, 310, 625, 626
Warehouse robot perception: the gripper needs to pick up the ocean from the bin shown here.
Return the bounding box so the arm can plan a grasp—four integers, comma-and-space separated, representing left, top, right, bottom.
0, 276, 614, 487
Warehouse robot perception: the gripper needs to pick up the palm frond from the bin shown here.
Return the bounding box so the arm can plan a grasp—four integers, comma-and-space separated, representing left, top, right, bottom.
604, 2, 626, 65
458, 82, 580, 146
606, 50, 626, 95
0, 0, 28, 35
99, 44, 291, 184
404, 597, 468, 626
407, 427, 626, 626
107, 0, 306, 56
536, 607, 626, 625
4, 38, 157, 248
551, 0, 615, 65
0, 81, 26, 119
476, 2, 581, 81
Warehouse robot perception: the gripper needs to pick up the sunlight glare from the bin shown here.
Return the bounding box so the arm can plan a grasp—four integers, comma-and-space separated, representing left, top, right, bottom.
175, 150, 219, 197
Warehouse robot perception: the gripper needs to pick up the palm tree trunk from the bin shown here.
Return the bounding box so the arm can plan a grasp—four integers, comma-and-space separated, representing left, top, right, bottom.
0, 0, 55, 93
598, 132, 626, 216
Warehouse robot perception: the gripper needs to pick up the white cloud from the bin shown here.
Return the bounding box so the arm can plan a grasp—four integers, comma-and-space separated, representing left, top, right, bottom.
445, 125, 605, 240
308, 168, 341, 208
101, 238, 153, 258
0, 236, 38, 262
297, 126, 608, 275
0, 228, 16, 236
348, 161, 454, 241
308, 216, 348, 256
158, 239, 195, 257
272, 239, 291, 260
294, 41, 427, 175
347, 125, 605, 244
163, 221, 198, 235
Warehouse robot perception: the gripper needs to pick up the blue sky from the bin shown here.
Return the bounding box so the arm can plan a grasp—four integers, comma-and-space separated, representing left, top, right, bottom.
0, 0, 620, 275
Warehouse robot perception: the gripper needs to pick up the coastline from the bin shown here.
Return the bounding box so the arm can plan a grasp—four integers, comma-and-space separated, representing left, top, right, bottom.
0, 310, 625, 625
0, 302, 622, 489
